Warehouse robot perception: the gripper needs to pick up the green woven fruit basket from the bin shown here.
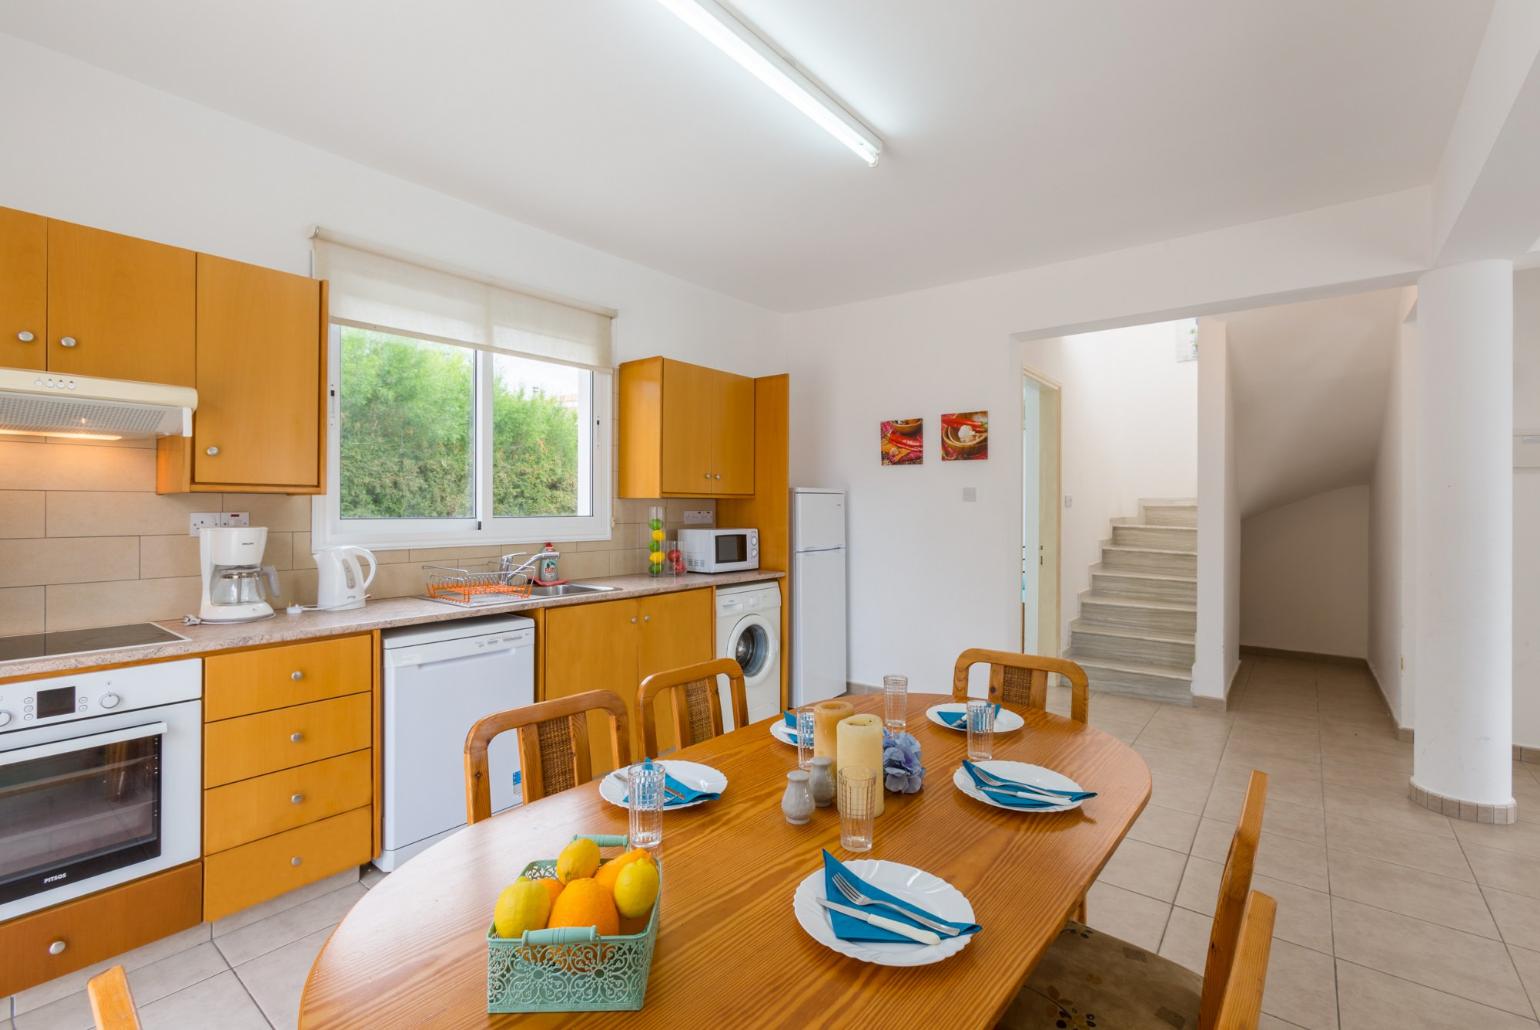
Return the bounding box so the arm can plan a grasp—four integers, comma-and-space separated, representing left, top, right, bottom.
486, 834, 661, 1014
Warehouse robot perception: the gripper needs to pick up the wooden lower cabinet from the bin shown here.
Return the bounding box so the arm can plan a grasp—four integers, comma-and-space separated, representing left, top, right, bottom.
204, 808, 373, 922
204, 634, 373, 720
204, 749, 373, 854
0, 863, 202, 997
637, 588, 715, 754
204, 691, 371, 787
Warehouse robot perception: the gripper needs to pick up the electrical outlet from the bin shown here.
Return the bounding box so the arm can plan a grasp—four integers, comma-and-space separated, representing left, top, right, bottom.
1064, 495, 1073, 509
225, 511, 249, 527
188, 512, 223, 536
682, 509, 713, 525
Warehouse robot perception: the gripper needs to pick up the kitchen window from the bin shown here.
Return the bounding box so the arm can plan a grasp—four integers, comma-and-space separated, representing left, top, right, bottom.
312, 236, 613, 549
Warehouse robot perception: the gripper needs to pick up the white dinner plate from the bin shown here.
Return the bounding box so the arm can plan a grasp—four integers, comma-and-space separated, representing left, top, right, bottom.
925, 703, 1026, 734
598, 760, 727, 810
769, 720, 802, 747
952, 760, 1086, 814
792, 860, 976, 967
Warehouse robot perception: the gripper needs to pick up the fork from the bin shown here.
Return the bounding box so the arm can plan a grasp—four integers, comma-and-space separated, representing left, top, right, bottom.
832, 873, 961, 937
966, 763, 1096, 802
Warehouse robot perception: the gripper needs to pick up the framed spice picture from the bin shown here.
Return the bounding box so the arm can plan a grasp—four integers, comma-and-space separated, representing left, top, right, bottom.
941, 410, 988, 460
880, 418, 924, 465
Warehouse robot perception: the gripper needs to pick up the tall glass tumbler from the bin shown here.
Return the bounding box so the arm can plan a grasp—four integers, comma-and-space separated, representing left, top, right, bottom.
796, 708, 816, 770
966, 699, 994, 761
882, 675, 908, 732
837, 767, 877, 852
627, 760, 666, 851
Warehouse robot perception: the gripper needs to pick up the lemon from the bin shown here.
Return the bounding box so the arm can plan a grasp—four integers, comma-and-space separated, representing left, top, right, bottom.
555, 837, 601, 884
594, 848, 652, 892
613, 858, 659, 919
650, 528, 665, 542
494, 877, 552, 939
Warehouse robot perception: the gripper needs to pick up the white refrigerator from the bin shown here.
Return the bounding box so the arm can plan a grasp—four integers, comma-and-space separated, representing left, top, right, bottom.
792, 488, 848, 706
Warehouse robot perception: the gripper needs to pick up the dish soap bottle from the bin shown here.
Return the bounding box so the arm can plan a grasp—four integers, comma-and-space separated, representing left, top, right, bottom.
538, 543, 560, 584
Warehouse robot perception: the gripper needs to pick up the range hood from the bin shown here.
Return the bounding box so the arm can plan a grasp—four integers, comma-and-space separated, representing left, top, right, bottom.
0, 368, 197, 439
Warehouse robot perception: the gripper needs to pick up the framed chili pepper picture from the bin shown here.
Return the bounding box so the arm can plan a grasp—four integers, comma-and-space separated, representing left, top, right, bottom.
941, 410, 988, 460
880, 418, 924, 465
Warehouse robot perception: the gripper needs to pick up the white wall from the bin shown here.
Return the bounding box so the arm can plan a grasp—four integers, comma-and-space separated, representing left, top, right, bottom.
1370, 306, 1418, 729
1242, 485, 1371, 659
1021, 322, 1198, 648
1515, 268, 1540, 747
0, 34, 781, 376
1194, 319, 1241, 701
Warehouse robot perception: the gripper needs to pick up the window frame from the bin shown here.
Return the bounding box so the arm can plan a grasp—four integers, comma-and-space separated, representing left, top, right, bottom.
311, 324, 613, 551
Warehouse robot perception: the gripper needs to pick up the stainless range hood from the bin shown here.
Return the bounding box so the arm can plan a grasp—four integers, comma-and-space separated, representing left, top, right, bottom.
0, 368, 197, 439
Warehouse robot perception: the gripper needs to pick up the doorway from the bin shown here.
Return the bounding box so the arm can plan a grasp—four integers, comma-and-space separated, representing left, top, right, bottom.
1022, 370, 1061, 655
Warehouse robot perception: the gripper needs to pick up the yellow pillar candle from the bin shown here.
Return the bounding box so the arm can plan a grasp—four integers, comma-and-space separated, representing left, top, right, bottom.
836, 713, 886, 817
813, 701, 855, 768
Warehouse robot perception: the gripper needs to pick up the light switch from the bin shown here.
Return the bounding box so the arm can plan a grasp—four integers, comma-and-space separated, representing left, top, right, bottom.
188, 513, 222, 536
225, 511, 250, 527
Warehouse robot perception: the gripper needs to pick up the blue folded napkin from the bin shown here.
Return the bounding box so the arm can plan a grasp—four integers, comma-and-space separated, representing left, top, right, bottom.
820, 850, 981, 944
781, 710, 803, 743
959, 760, 1096, 808
661, 770, 720, 806
936, 703, 1001, 728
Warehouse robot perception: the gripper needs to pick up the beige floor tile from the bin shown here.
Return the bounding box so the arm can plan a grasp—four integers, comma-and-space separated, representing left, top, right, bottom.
1331, 897, 1531, 1016
1097, 838, 1189, 903
1191, 818, 1329, 892
1455, 815, 1540, 859
1326, 850, 1499, 938
1135, 740, 1224, 781
360, 866, 388, 890
12, 941, 229, 1030
1324, 812, 1474, 881
1487, 886, 1540, 952
1158, 907, 1338, 1028
135, 970, 269, 1030
1148, 766, 1217, 815
213, 867, 360, 937
1335, 959, 1538, 1029
1126, 802, 1202, 853
12, 924, 212, 1015
235, 925, 335, 1030
1080, 881, 1172, 952
1211, 764, 1325, 812
1259, 1017, 1308, 1030
1324, 782, 1455, 838
12, 993, 91, 1030
1157, 904, 1210, 974
1204, 787, 1327, 844
1465, 842, 1540, 901
214, 883, 367, 967
1509, 944, 1540, 1017
1174, 855, 1333, 955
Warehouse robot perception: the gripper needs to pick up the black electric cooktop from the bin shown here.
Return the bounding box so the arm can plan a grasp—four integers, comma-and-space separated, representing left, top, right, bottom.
0, 623, 187, 663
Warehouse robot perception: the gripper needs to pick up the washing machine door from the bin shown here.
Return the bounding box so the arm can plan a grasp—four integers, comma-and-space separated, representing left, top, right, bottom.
725, 611, 779, 725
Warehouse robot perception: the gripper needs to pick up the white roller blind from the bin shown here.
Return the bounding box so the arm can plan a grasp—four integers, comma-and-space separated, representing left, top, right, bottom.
313, 234, 613, 370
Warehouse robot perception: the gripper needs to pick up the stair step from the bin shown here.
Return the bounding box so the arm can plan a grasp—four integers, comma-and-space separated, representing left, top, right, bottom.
1141, 499, 1199, 528
1079, 593, 1197, 635
1089, 564, 1197, 604
1070, 655, 1193, 705
1070, 619, 1195, 666
1101, 544, 1197, 576
1111, 524, 1197, 551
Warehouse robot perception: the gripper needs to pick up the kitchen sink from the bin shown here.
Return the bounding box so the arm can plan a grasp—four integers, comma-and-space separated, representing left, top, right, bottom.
529, 582, 622, 597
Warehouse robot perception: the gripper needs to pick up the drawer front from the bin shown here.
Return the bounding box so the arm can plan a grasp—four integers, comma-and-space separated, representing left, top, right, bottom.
204, 749, 373, 854
203, 807, 371, 922
204, 692, 370, 787
205, 634, 372, 721
0, 862, 202, 997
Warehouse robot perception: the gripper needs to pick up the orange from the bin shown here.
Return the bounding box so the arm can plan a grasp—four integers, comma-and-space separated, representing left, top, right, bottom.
536, 877, 564, 907
593, 848, 652, 893
617, 913, 650, 936
547, 877, 619, 937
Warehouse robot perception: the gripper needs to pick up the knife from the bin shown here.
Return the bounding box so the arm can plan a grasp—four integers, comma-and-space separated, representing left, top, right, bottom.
816, 897, 941, 946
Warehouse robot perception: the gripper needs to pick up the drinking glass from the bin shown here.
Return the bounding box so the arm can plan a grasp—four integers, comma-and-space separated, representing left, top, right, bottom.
882, 675, 908, 732
627, 760, 666, 851
966, 699, 994, 761
796, 708, 816, 770
837, 766, 877, 852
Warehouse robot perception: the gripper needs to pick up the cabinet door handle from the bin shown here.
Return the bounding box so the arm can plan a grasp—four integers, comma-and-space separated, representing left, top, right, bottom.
17, 331, 34, 343
206, 446, 220, 456
642, 614, 651, 622
704, 472, 712, 480
629, 616, 637, 624
290, 856, 303, 867
290, 670, 304, 681
58, 336, 77, 348
714, 473, 722, 480
289, 731, 304, 743
48, 939, 67, 956
290, 793, 305, 805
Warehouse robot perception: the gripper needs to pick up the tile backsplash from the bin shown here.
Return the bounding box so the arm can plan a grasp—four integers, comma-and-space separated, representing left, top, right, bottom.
0, 437, 711, 637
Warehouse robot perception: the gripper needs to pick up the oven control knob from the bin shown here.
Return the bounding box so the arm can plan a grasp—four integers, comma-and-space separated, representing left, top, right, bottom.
0, 710, 10, 727
99, 693, 121, 710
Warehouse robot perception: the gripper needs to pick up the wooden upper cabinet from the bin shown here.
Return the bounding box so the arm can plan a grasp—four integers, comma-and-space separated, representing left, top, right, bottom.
619, 356, 755, 497
189, 254, 324, 490
46, 219, 195, 386
0, 207, 47, 371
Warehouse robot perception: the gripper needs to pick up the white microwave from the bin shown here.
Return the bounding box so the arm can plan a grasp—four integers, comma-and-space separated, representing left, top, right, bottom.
679, 528, 759, 573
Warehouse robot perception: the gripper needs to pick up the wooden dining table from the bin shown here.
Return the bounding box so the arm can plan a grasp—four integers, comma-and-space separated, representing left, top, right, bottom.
300, 693, 1151, 1028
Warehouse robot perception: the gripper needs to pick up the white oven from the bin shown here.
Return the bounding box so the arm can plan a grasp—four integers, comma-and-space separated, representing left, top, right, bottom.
0, 659, 201, 921
679, 528, 759, 573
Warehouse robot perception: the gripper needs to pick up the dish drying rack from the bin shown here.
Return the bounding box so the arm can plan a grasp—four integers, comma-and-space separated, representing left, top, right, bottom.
424, 552, 548, 607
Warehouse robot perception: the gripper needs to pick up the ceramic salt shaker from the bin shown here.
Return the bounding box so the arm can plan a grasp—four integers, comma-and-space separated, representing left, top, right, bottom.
808, 756, 836, 808
782, 770, 815, 825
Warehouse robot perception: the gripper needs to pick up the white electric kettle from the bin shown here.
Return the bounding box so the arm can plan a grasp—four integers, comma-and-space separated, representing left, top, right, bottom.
313, 545, 377, 611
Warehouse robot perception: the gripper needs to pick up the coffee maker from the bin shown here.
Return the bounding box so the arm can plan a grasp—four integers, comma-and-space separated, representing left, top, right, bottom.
198, 526, 280, 623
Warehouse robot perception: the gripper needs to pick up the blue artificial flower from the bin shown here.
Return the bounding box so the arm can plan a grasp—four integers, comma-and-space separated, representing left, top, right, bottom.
882, 729, 925, 794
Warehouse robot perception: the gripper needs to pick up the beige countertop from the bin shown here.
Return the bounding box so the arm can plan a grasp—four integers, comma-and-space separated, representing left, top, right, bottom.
0, 570, 783, 681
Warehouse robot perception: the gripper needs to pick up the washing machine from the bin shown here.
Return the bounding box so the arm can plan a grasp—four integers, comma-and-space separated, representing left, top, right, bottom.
716, 581, 782, 729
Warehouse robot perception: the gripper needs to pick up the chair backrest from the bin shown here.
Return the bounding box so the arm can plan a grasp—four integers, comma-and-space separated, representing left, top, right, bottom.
951, 648, 1090, 723
87, 965, 141, 1030
637, 658, 749, 759
1213, 891, 1278, 1030
1199, 769, 1269, 1029
463, 689, 630, 822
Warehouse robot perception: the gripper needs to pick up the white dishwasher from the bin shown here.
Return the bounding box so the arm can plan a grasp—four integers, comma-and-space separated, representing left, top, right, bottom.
377, 615, 534, 871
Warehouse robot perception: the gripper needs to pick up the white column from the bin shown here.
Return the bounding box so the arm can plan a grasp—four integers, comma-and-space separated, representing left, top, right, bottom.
1411, 259, 1515, 820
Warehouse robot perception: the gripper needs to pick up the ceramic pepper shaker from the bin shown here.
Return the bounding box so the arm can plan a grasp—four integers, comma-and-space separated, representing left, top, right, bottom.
782, 770, 815, 825
808, 756, 835, 808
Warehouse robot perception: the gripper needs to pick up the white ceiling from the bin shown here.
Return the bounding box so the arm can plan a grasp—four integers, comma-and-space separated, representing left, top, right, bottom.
1223, 288, 1408, 518
0, 1, 1493, 311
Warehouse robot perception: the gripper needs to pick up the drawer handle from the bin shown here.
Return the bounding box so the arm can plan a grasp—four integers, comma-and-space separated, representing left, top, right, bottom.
48, 939, 67, 956
58, 336, 77, 348
290, 793, 305, 805
17, 330, 35, 343
289, 731, 304, 743
290, 670, 304, 681
291, 856, 303, 867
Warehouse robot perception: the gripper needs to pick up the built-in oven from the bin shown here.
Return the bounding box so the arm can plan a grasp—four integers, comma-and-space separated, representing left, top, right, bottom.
0, 659, 200, 921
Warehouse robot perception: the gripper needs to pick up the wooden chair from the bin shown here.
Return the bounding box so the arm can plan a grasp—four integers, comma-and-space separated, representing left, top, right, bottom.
637, 658, 749, 759
463, 689, 629, 822
952, 647, 1090, 724
86, 965, 141, 1030
1004, 770, 1272, 1030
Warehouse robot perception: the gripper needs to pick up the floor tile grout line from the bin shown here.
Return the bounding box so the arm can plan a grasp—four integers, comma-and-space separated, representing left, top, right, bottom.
1311, 667, 1344, 1030
1333, 955, 1540, 1025
226, 961, 278, 1030
1450, 807, 1540, 1021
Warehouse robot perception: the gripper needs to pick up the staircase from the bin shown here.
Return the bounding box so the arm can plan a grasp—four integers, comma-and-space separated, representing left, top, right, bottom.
1066, 499, 1196, 705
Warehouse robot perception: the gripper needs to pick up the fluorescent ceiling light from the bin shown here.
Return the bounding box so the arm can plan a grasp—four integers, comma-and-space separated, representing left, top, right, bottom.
0, 429, 123, 441
655, 0, 883, 166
